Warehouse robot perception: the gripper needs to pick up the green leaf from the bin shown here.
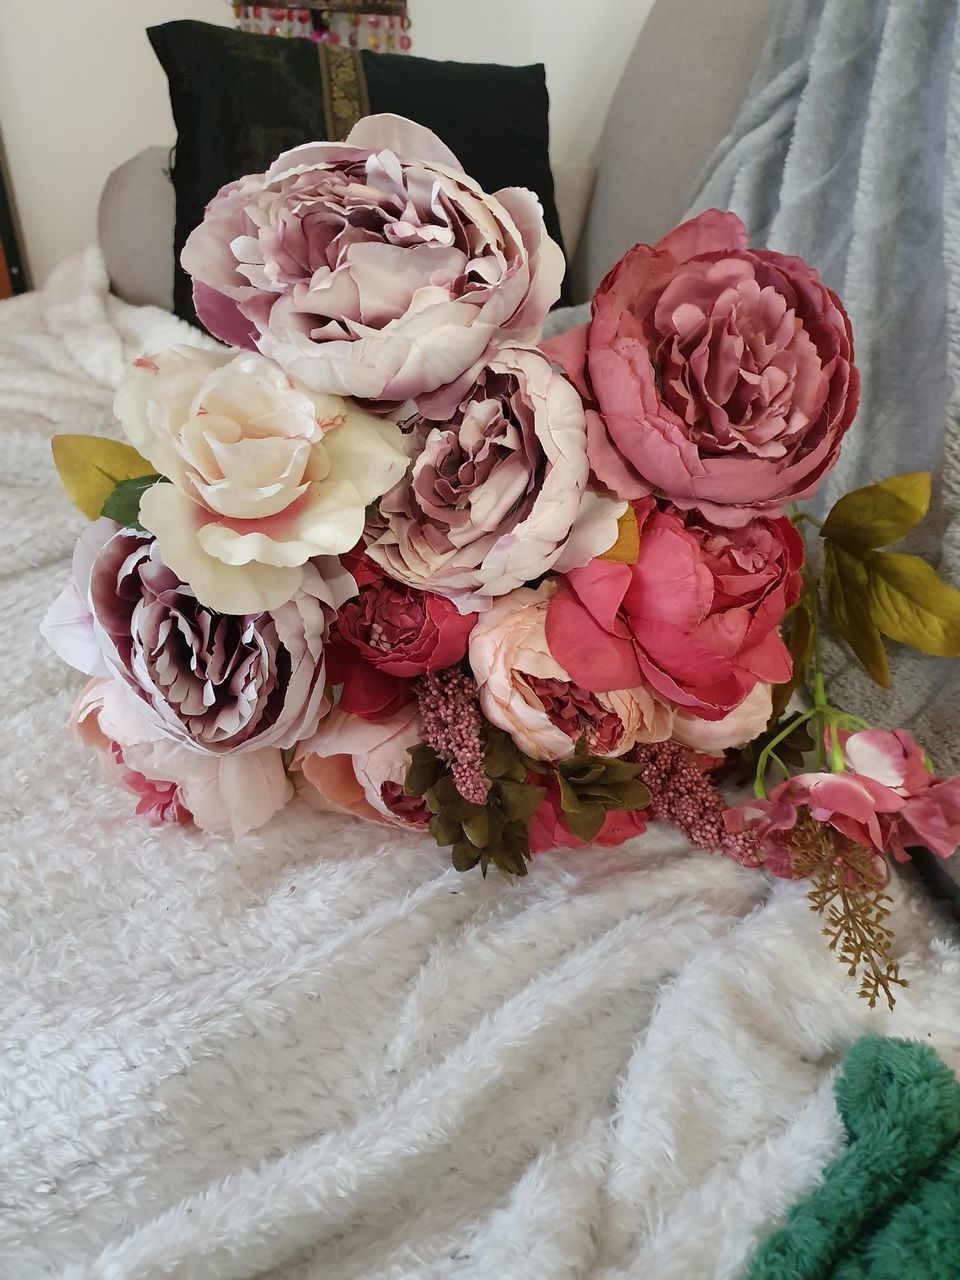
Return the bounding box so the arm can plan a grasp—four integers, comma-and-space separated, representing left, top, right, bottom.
404, 744, 444, 797
770, 597, 814, 723
865, 552, 960, 657
51, 434, 154, 521
821, 472, 930, 553
100, 473, 164, 531
461, 808, 492, 849
452, 841, 481, 873
824, 543, 890, 687
564, 802, 606, 843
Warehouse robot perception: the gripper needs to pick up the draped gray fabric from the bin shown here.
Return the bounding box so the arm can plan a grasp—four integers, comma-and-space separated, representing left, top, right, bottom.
688, 0, 960, 772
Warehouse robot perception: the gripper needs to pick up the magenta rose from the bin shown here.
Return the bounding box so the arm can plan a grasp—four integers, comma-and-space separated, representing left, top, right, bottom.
181, 115, 564, 409
367, 346, 624, 610
42, 519, 354, 753
543, 210, 859, 525
545, 499, 800, 719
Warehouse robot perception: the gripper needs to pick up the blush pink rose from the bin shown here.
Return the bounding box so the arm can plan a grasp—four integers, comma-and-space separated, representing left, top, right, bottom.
469, 583, 672, 762
545, 500, 796, 719
542, 210, 859, 525
73, 678, 292, 836
181, 115, 563, 409
294, 704, 427, 828
672, 680, 772, 753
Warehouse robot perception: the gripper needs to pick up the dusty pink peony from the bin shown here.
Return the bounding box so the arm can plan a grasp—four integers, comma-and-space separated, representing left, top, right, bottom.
114, 345, 408, 614
545, 499, 797, 719
367, 346, 625, 610
469, 583, 672, 762
543, 210, 859, 525
73, 678, 292, 836
181, 115, 564, 409
293, 704, 426, 827
43, 519, 352, 754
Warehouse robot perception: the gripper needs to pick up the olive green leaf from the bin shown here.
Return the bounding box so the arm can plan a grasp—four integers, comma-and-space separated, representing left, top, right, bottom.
100, 473, 165, 531
823, 542, 890, 687
821, 472, 930, 554
769, 596, 814, 723
555, 738, 651, 842
865, 552, 960, 657
403, 743, 445, 797
51, 434, 154, 521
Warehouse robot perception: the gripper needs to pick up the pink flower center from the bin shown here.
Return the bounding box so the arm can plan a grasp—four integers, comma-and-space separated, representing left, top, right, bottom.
525, 676, 624, 755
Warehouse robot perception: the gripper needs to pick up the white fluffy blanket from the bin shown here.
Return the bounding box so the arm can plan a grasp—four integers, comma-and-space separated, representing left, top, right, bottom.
3, 252, 960, 1280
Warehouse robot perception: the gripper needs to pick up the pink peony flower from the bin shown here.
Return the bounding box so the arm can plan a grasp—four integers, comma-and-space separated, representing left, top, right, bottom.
469, 583, 673, 762
726, 726, 960, 877
545, 500, 797, 719
181, 115, 564, 409
542, 210, 859, 525
73, 678, 292, 836
294, 704, 426, 827
367, 346, 624, 610
114, 345, 408, 614
43, 519, 352, 754
672, 680, 773, 753
839, 728, 960, 862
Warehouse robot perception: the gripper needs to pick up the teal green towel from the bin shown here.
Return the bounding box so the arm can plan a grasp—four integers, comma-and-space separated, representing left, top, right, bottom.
746, 1036, 960, 1279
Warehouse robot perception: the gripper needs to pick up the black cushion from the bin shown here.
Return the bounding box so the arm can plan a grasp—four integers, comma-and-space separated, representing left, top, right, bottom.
147, 20, 569, 324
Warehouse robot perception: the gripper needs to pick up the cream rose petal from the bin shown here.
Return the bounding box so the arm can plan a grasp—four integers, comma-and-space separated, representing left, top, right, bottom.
139, 483, 304, 614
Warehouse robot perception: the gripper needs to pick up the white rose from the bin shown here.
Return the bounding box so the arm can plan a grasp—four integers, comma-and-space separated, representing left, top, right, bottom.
114, 345, 409, 614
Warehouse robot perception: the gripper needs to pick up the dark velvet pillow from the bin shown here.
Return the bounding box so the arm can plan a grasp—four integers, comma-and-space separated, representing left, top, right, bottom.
147, 20, 568, 324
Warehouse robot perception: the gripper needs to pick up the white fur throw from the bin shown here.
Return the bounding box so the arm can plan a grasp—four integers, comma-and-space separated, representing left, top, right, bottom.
2, 251, 959, 1280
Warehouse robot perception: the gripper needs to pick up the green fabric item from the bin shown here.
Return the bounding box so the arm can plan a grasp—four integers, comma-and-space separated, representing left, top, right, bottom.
747, 1036, 960, 1279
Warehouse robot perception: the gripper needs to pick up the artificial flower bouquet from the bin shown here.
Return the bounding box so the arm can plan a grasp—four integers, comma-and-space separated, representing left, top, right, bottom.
43, 115, 960, 1006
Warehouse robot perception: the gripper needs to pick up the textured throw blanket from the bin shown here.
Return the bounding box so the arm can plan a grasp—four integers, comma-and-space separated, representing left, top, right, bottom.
2, 252, 960, 1279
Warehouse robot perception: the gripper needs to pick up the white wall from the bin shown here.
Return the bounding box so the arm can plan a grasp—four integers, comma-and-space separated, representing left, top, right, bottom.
0, 0, 653, 286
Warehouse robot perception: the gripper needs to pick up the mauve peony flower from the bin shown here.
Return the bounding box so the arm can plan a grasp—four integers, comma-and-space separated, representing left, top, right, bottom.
367, 346, 625, 610
672, 680, 772, 753
545, 499, 799, 719
181, 114, 564, 410
114, 345, 408, 614
542, 210, 859, 525
294, 704, 426, 828
43, 519, 354, 754
469, 583, 673, 762
73, 678, 292, 836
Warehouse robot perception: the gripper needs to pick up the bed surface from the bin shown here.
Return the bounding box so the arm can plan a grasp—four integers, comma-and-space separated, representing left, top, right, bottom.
2, 249, 960, 1279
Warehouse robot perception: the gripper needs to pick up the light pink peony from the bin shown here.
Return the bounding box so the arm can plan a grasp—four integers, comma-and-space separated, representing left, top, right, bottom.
181, 115, 564, 410
43, 519, 352, 754
294, 704, 426, 828
545, 500, 797, 719
73, 678, 292, 836
469, 583, 672, 762
114, 345, 408, 614
367, 346, 625, 610
672, 680, 772, 753
543, 210, 859, 525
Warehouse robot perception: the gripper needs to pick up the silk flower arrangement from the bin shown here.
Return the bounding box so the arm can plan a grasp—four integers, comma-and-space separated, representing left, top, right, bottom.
43, 115, 960, 1007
